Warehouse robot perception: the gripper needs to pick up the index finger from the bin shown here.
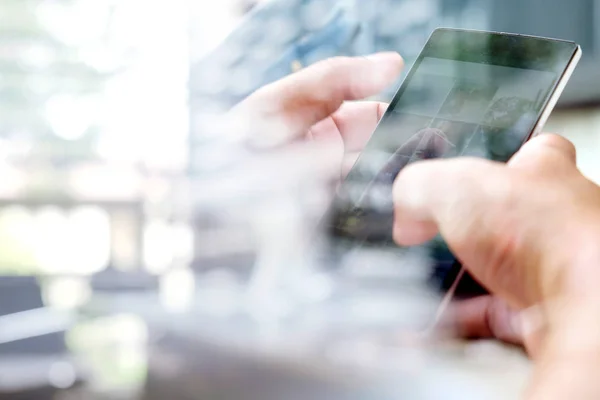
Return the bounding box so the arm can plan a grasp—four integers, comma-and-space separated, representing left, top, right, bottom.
234, 53, 404, 148
392, 158, 540, 307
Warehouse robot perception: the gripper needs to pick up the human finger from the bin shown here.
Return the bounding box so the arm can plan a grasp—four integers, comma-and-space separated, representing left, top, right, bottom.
235, 53, 403, 148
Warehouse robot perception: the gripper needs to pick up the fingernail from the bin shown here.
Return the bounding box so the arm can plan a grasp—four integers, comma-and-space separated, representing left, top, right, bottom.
362, 53, 403, 88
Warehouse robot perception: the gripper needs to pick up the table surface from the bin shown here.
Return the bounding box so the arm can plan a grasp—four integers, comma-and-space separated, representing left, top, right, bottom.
86, 291, 532, 399
0, 355, 79, 393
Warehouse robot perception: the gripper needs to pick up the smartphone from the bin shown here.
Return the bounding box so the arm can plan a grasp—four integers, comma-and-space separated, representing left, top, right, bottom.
322, 28, 582, 319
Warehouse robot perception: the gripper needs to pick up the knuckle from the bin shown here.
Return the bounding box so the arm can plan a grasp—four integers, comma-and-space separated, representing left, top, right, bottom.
292, 56, 356, 110
448, 161, 519, 249
472, 181, 526, 287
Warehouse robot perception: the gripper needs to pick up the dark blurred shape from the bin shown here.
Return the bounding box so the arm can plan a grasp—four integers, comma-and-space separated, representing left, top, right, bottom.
0, 277, 83, 400
329, 128, 452, 243
0, 277, 64, 356
90, 267, 159, 294
439, 262, 489, 298
191, 253, 256, 280
376, 128, 452, 185
0, 277, 42, 318
141, 326, 412, 400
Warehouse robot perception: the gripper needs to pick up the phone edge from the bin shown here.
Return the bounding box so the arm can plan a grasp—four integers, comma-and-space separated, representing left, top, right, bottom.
530, 45, 583, 138
335, 31, 583, 331
434, 27, 579, 46
429, 45, 582, 330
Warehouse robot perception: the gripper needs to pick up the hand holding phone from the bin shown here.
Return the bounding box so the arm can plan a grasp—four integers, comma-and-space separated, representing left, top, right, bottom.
324, 28, 581, 323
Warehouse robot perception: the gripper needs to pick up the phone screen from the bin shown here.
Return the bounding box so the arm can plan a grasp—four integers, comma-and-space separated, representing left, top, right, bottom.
324, 29, 579, 296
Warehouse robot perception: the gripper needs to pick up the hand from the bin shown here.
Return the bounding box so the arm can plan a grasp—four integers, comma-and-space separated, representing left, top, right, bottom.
229, 53, 404, 177
392, 134, 600, 399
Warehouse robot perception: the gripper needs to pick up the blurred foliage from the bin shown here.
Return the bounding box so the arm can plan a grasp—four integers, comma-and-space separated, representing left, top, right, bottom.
67, 314, 148, 392
0, 0, 126, 274
0, 0, 123, 165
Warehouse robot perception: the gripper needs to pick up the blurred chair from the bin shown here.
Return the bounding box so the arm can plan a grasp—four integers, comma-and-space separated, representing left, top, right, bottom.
0, 277, 42, 318
0, 277, 66, 356
0, 277, 83, 400
90, 267, 159, 294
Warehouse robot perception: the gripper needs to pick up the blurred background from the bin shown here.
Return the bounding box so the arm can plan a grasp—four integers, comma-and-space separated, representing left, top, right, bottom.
1, 0, 599, 399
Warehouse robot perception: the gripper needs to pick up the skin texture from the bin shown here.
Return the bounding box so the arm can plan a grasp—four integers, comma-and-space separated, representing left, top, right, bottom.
234, 53, 600, 399
393, 134, 600, 399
